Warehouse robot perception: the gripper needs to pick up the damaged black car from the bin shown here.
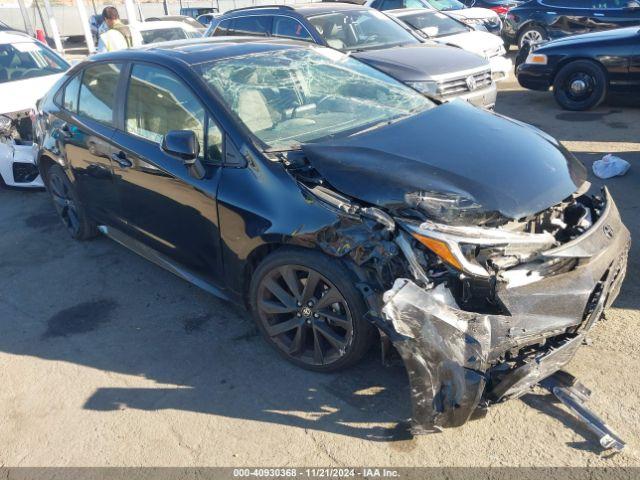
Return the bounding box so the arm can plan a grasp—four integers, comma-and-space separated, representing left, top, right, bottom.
36, 38, 630, 438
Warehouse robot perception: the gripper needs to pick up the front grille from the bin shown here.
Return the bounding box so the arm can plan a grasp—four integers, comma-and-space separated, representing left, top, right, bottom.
438, 69, 492, 97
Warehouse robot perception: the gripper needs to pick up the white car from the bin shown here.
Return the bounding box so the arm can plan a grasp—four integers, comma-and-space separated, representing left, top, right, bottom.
0, 31, 69, 188
389, 8, 512, 81
133, 21, 201, 45
366, 0, 503, 35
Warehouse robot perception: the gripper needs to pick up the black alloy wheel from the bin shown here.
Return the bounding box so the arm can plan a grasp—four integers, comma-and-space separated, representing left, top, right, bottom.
47, 164, 97, 240
250, 249, 374, 372
553, 60, 607, 111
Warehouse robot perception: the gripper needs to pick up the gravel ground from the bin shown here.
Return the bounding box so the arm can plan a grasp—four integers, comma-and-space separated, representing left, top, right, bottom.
0, 62, 638, 469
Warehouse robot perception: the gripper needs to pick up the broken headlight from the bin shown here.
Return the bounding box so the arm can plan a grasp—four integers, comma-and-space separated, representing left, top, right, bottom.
0, 115, 12, 137
406, 221, 557, 277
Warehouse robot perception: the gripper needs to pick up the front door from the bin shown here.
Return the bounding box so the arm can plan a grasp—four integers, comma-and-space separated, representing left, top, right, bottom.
110, 62, 226, 282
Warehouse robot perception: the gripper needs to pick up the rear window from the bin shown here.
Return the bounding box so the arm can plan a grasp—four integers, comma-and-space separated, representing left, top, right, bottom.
0, 41, 68, 84
140, 27, 191, 44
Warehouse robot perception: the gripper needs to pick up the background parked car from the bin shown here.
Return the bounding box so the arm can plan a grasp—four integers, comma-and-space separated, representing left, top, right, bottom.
516, 26, 640, 110
135, 20, 201, 44
180, 6, 219, 19
503, 0, 640, 48
197, 13, 222, 27
459, 0, 522, 17
145, 15, 207, 35
366, 0, 504, 34
389, 8, 512, 81
207, 3, 497, 107
0, 31, 69, 188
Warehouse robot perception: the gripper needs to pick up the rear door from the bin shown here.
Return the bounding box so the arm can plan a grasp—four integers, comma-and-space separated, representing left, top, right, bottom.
56, 62, 123, 224
109, 62, 226, 281
589, 0, 640, 30
540, 0, 602, 36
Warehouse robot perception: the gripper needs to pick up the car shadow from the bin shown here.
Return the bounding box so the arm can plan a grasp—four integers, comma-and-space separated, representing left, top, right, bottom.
0, 186, 415, 442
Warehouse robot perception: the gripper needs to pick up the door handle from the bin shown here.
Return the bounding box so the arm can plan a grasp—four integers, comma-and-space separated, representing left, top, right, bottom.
111, 151, 132, 168
60, 123, 72, 138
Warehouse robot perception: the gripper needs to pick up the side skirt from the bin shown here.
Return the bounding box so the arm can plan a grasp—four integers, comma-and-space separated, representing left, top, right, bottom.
98, 225, 230, 302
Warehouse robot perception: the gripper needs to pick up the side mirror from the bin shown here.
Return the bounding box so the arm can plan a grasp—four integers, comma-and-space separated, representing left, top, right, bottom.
161, 130, 199, 165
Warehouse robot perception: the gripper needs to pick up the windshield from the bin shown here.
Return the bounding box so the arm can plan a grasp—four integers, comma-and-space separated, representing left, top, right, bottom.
308, 9, 418, 51
198, 47, 433, 151
425, 0, 465, 11
402, 11, 469, 37
0, 41, 68, 84
140, 27, 194, 44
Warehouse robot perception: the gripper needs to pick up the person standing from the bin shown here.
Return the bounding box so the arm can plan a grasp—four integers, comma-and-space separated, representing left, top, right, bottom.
96, 6, 134, 53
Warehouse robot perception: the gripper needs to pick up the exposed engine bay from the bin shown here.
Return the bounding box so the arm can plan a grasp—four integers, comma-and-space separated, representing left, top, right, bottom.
284, 149, 630, 449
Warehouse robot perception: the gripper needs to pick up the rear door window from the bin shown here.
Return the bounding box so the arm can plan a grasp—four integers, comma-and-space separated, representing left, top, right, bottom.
213, 18, 232, 36
272, 16, 313, 41
62, 74, 81, 113
78, 63, 121, 126
227, 16, 272, 36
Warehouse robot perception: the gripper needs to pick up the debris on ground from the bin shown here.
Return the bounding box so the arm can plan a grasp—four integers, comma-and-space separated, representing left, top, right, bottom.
593, 154, 631, 179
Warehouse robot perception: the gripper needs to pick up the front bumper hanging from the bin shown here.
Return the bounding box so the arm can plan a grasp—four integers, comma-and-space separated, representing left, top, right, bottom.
380, 190, 630, 445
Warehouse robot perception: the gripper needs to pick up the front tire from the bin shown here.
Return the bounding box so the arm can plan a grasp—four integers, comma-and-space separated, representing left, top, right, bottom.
553, 60, 608, 111
518, 25, 547, 49
46, 163, 97, 240
249, 248, 374, 372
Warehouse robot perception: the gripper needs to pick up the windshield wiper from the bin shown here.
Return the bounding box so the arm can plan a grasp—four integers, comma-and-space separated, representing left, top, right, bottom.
350, 107, 426, 136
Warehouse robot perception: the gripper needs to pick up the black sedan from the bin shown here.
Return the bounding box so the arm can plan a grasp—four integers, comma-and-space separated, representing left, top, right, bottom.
503, 0, 640, 48
517, 26, 640, 109
35, 37, 629, 435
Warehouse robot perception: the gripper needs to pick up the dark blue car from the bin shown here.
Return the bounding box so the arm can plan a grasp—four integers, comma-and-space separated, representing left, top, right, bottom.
503, 0, 640, 48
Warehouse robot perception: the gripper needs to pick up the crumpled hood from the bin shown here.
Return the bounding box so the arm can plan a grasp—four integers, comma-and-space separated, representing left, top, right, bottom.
352, 43, 487, 81
302, 101, 586, 224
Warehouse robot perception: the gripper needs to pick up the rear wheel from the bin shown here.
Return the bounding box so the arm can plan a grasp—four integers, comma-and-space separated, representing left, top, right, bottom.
553, 60, 608, 111
518, 25, 547, 49
249, 248, 374, 372
47, 163, 97, 240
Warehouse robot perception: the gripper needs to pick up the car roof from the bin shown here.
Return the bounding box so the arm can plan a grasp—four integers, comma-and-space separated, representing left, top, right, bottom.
88, 36, 313, 66
135, 20, 195, 31
0, 31, 36, 44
